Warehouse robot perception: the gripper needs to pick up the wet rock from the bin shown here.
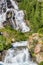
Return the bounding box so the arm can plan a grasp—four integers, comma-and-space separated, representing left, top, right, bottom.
0, 32, 3, 35
0, 53, 2, 61
15, 0, 22, 2
6, 0, 14, 8
0, 50, 7, 61
2, 50, 7, 61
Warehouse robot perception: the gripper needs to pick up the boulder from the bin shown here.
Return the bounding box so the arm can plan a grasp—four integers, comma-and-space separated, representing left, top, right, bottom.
28, 33, 43, 63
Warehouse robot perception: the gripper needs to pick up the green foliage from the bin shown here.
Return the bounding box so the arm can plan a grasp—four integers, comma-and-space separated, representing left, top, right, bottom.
0, 26, 31, 42
38, 28, 43, 34
19, 0, 43, 32
4, 43, 12, 50
0, 26, 32, 50
0, 35, 12, 51
40, 2, 43, 27
0, 35, 6, 51
0, 43, 4, 51
0, 0, 43, 51
38, 62, 43, 65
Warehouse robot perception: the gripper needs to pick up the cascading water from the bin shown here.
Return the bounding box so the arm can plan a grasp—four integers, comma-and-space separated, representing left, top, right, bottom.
10, 0, 19, 10
0, 0, 37, 65
0, 0, 30, 32
3, 41, 37, 65
0, 0, 6, 28
10, 0, 30, 32
14, 10, 30, 32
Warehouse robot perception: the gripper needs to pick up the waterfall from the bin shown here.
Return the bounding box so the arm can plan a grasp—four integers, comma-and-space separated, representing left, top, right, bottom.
3, 41, 37, 65
0, 13, 6, 28
9, 0, 30, 32
14, 10, 30, 32
0, 0, 30, 32
0, 1, 37, 65
10, 0, 19, 10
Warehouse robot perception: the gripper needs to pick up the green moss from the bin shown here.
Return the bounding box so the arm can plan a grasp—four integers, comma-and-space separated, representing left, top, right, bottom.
38, 62, 43, 65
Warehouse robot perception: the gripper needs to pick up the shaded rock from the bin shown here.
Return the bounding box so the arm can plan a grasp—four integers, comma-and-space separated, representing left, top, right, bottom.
0, 53, 2, 61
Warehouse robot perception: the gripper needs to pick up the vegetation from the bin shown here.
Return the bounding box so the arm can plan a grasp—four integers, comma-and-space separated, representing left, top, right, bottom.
0, 26, 32, 51
38, 28, 43, 34
0, 0, 43, 52
38, 62, 43, 65
19, 0, 43, 32
0, 35, 6, 51
0, 34, 12, 51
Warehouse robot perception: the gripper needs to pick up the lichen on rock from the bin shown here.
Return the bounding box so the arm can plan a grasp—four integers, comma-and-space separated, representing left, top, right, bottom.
28, 33, 43, 63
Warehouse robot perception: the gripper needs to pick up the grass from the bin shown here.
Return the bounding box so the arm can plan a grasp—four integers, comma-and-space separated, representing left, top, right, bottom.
0, 26, 31, 50
0, 0, 43, 50
18, 0, 43, 32
0, 24, 34, 50
0, 25, 42, 50
0, 26, 32, 44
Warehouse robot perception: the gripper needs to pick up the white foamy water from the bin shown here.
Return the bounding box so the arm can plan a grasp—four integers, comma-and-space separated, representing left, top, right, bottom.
2, 41, 37, 65
0, 13, 6, 28
12, 41, 27, 47
0, 0, 30, 32
15, 10, 30, 32
10, 0, 19, 10
0, 0, 37, 65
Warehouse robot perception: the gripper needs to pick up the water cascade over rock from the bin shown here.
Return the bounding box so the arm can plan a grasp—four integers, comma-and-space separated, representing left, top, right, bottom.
2, 41, 37, 65
0, 0, 37, 65
0, 0, 30, 32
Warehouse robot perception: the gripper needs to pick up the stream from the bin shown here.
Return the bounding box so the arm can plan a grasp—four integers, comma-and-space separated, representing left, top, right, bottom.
0, 41, 37, 65
0, 0, 30, 32
0, 0, 37, 65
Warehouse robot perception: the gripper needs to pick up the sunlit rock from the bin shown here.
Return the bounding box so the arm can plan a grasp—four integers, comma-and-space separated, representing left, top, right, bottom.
28, 33, 43, 63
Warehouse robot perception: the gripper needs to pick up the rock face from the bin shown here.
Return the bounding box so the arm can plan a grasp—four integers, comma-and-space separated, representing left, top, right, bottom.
0, 50, 7, 61
28, 33, 43, 63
